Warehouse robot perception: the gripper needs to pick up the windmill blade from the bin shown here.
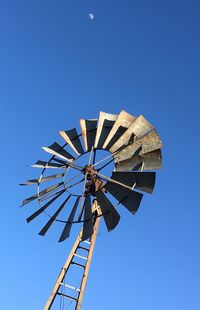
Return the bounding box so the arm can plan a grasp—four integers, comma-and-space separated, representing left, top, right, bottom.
114, 129, 162, 162
95, 190, 120, 231
102, 110, 135, 150
31, 160, 66, 169
59, 128, 84, 155
115, 150, 162, 171
39, 195, 71, 236
82, 196, 93, 241
104, 182, 143, 214
21, 182, 64, 206
109, 171, 156, 193
59, 197, 80, 242
26, 189, 65, 223
94, 112, 118, 149
80, 119, 97, 151
53, 157, 83, 172
42, 142, 75, 162
109, 115, 154, 153
20, 173, 64, 185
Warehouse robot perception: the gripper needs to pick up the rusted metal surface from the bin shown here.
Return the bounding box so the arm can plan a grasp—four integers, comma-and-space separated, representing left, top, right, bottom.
42, 142, 75, 161
109, 115, 154, 153
95, 189, 120, 231
39, 195, 71, 236
103, 110, 135, 149
59, 197, 80, 242
80, 119, 97, 151
59, 128, 84, 155
114, 129, 162, 162
110, 171, 156, 194
115, 149, 162, 171
94, 111, 118, 149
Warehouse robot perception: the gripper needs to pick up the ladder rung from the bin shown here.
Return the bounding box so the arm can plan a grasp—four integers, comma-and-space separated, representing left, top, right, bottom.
71, 261, 85, 268
74, 253, 87, 260
57, 292, 78, 301
78, 245, 89, 251
60, 283, 80, 292
83, 240, 91, 244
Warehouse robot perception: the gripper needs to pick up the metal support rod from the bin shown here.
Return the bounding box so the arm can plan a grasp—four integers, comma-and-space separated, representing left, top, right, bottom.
44, 201, 101, 310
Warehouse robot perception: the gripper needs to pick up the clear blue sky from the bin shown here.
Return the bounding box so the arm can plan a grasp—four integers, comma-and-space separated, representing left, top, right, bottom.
1, 0, 200, 309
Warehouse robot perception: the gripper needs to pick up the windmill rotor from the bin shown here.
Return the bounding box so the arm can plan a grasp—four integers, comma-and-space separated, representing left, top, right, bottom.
21, 110, 162, 242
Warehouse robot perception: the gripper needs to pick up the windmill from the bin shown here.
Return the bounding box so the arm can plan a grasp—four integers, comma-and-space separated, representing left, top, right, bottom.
20, 110, 162, 309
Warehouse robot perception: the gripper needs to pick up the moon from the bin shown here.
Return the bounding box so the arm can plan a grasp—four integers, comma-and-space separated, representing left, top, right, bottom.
89, 13, 94, 20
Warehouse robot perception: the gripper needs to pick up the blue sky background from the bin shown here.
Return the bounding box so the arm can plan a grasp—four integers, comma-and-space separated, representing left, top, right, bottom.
1, 0, 200, 309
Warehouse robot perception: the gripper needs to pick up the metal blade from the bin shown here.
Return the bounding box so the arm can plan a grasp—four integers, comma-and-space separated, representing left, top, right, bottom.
59, 197, 80, 242
31, 160, 66, 169
21, 182, 64, 206
42, 142, 75, 161
104, 182, 143, 214
80, 119, 97, 151
39, 195, 71, 236
114, 129, 162, 162
95, 189, 120, 231
109, 171, 156, 193
20, 173, 64, 185
115, 150, 162, 171
110, 115, 154, 153
102, 110, 135, 149
82, 196, 93, 241
94, 112, 118, 149
59, 128, 84, 155
26, 189, 65, 223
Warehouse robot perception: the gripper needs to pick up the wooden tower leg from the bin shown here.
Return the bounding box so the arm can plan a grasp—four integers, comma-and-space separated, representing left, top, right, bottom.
44, 202, 101, 310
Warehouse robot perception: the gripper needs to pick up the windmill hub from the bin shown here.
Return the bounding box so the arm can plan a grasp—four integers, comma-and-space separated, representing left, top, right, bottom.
83, 164, 97, 179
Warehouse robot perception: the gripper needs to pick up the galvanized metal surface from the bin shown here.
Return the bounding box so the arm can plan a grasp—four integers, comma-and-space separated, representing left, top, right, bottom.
22, 182, 64, 206
80, 119, 97, 151
22, 110, 162, 240
59, 128, 84, 155
94, 111, 118, 149
20, 173, 64, 185
42, 142, 75, 161
110, 171, 156, 193
103, 110, 135, 149
109, 115, 154, 153
114, 129, 162, 162
115, 149, 162, 171
31, 160, 66, 169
